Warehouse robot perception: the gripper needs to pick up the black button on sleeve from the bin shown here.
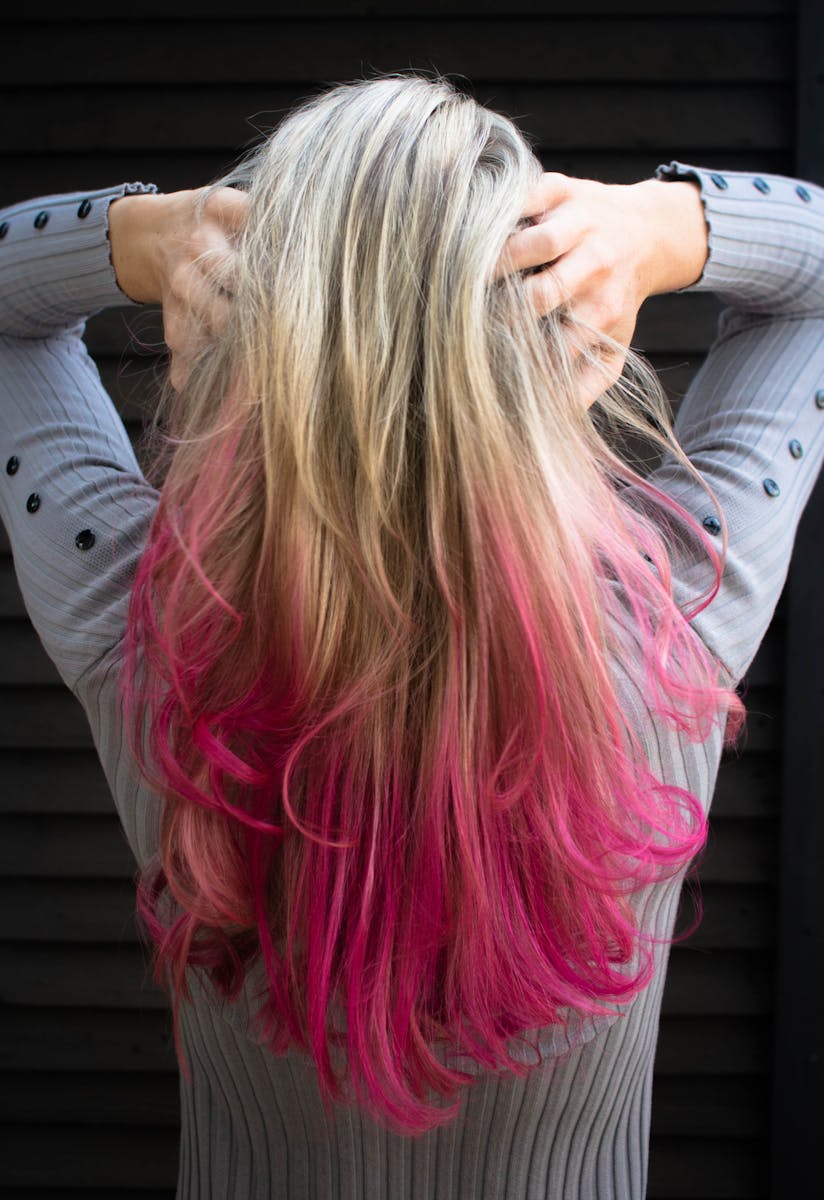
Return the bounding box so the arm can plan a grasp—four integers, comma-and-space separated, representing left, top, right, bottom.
763, 478, 780, 497
5, 456, 19, 475
789, 439, 803, 459
33, 211, 49, 230
752, 177, 771, 195
702, 515, 722, 536
75, 529, 96, 551
0, 221, 9, 240
815, 390, 824, 409
709, 173, 729, 190
26, 493, 40, 513
77, 199, 92, 219
796, 185, 812, 203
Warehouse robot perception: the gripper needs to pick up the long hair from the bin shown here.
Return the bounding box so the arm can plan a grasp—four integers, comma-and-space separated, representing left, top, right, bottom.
120, 71, 744, 1135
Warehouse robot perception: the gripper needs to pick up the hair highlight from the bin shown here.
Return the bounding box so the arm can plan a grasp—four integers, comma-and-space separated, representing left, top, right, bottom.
121, 71, 744, 1134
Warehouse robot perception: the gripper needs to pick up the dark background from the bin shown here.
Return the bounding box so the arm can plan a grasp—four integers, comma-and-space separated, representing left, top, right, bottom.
0, 2, 821, 1197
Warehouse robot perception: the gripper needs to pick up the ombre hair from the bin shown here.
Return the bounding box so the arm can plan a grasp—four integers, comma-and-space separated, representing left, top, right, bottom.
120, 70, 744, 1135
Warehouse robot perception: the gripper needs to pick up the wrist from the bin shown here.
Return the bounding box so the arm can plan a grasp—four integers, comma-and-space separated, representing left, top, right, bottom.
108, 191, 168, 304
631, 177, 709, 298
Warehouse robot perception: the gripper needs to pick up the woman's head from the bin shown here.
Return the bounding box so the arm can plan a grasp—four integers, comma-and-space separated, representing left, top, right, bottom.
122, 71, 743, 1135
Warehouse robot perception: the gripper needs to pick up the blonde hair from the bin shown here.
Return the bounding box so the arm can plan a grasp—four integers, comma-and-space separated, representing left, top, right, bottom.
121, 70, 743, 1134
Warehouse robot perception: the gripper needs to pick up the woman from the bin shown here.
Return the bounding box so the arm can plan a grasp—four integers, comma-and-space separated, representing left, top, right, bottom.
0, 72, 821, 1198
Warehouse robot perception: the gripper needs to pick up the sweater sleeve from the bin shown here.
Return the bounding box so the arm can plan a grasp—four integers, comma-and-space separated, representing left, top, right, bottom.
0, 185, 162, 695
640, 162, 824, 688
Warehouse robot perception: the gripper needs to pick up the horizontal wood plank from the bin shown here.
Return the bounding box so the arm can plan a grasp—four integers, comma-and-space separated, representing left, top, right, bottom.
0, 877, 776, 948
0, 1007, 771, 1078
0, 1, 790, 18
0, 19, 790, 85
0, 1123, 767, 1192
0, 1105, 772, 1193
0, 1070, 179, 1126
0, 1125, 179, 1189
654, 1014, 771, 1075
0, 84, 791, 154
0, 941, 774, 1013
70, 291, 727, 359
722, 685, 782, 753
0, 1006, 176, 1072
0, 607, 784, 689
676, 883, 776, 949
650, 1074, 769, 1137
0, 810, 777, 882
662, 948, 774, 1015
0, 879, 141, 942
699, 817, 778, 884
0, 622, 62, 685
0, 749, 115, 814
712, 752, 780, 819
0, 944, 168, 1009
0, 743, 781, 820
0, 815, 136, 878
0, 688, 92, 749
0, 1192, 175, 1200
647, 1136, 765, 1198
95, 354, 725, 431
0, 149, 792, 202
0, 1069, 770, 1138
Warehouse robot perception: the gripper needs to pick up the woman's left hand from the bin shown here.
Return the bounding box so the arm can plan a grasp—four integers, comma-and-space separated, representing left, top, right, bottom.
494, 172, 650, 406
109, 186, 249, 389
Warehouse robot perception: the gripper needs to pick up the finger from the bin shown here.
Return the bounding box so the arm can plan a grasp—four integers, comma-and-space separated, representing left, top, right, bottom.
200, 218, 242, 297
570, 313, 637, 408
204, 185, 250, 234
575, 344, 629, 409
518, 172, 573, 220
170, 256, 236, 343
169, 350, 195, 393
521, 243, 611, 317
192, 249, 239, 317
495, 205, 584, 281
162, 308, 193, 359
163, 292, 216, 362
520, 266, 572, 316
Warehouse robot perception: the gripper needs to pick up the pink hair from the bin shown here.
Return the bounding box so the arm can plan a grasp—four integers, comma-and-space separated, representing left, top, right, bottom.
118, 72, 745, 1136
120, 463, 743, 1134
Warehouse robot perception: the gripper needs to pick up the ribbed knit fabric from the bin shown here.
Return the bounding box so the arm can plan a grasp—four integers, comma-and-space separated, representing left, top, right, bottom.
0, 163, 821, 1199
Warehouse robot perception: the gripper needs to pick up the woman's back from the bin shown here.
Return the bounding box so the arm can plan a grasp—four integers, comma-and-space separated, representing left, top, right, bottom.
0, 108, 821, 1196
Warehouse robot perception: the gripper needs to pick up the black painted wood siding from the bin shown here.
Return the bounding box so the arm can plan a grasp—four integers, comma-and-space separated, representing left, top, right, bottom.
0, 3, 807, 1197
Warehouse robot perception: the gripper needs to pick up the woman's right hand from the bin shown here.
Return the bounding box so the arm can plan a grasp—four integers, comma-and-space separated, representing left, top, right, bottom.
109, 185, 249, 390
496, 172, 709, 405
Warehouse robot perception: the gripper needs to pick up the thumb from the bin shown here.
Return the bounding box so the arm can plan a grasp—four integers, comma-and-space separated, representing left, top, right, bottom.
204, 185, 250, 235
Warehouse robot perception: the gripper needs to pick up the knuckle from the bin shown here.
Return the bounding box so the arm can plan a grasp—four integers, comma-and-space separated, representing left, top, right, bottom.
526, 271, 557, 316
593, 293, 621, 331
535, 223, 560, 264
590, 240, 612, 279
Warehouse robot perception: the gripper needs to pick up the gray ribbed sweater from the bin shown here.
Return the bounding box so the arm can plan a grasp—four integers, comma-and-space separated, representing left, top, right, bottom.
0, 161, 822, 1199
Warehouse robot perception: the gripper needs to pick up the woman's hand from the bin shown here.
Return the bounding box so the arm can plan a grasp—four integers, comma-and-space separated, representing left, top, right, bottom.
496, 172, 709, 406
109, 186, 249, 390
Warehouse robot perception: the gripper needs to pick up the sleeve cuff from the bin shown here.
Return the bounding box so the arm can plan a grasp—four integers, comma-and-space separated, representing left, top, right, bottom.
0, 182, 160, 337
652, 160, 823, 313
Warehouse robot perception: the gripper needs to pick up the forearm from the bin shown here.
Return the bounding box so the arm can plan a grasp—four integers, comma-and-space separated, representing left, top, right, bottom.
108, 188, 202, 306
107, 191, 169, 305
645, 162, 824, 316
0, 183, 159, 338
627, 164, 824, 687
631, 177, 710, 297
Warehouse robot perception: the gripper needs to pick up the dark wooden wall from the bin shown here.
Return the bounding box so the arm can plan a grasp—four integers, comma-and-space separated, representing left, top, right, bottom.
0, 3, 813, 1197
